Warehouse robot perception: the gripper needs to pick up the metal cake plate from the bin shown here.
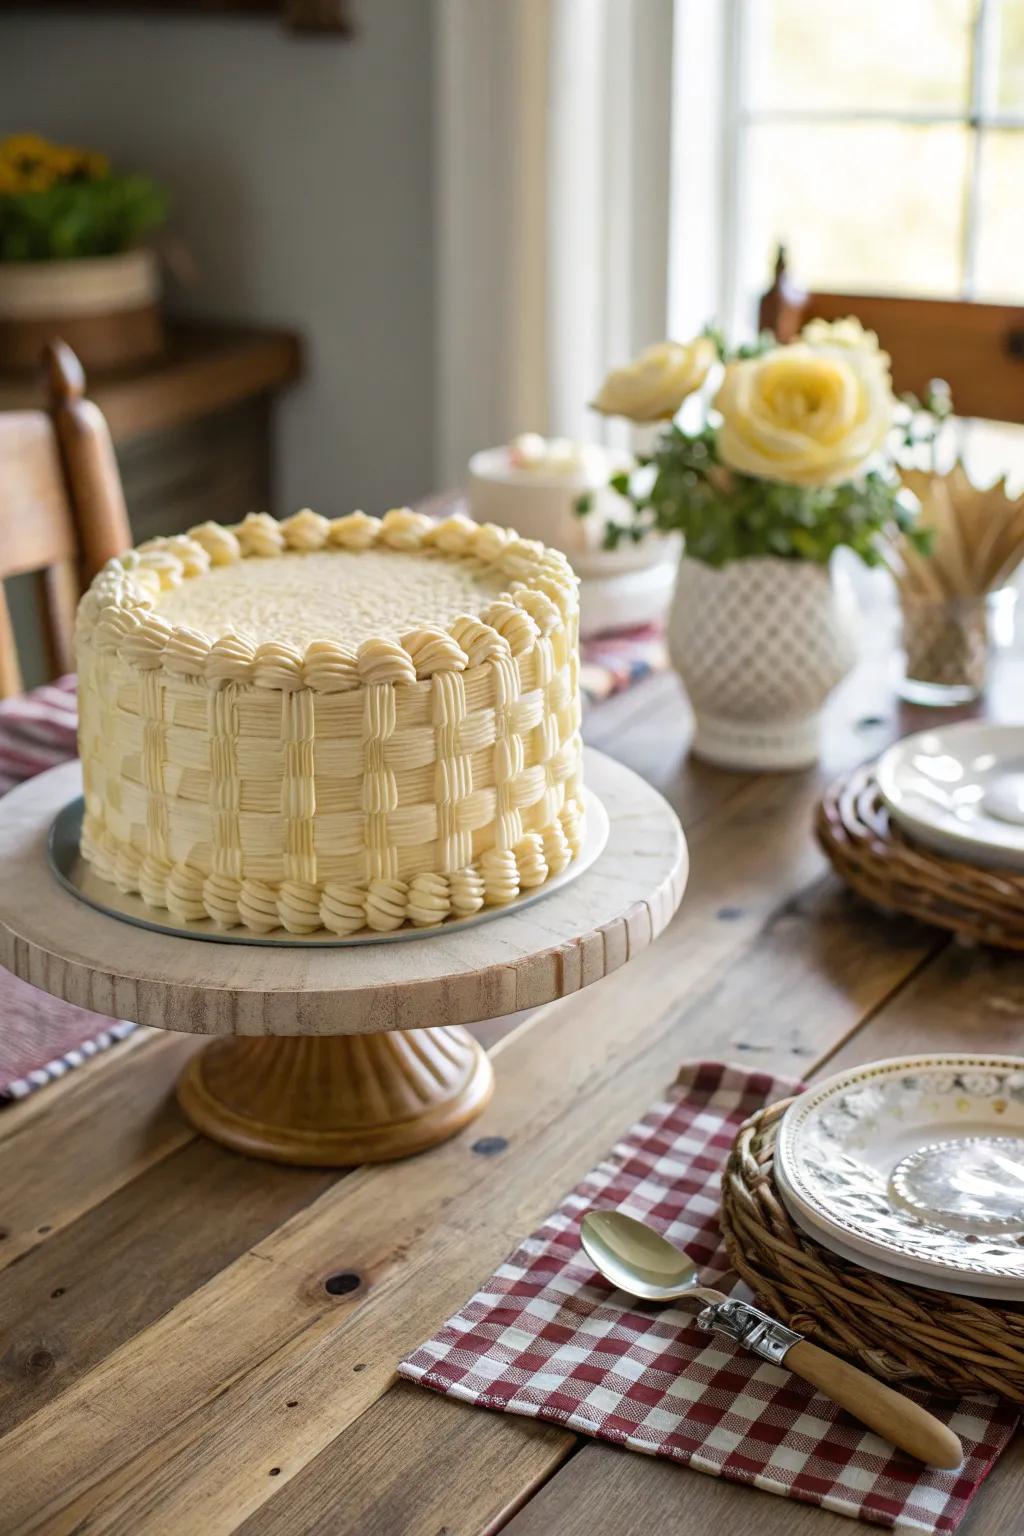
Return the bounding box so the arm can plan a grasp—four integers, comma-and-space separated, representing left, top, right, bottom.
47, 787, 610, 948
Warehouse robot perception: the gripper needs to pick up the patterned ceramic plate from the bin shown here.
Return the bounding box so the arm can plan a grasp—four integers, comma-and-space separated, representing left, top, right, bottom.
775, 1055, 1024, 1296
877, 723, 1024, 870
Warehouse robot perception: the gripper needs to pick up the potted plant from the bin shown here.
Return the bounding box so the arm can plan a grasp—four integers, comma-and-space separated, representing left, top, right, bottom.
0, 133, 168, 373
584, 322, 927, 770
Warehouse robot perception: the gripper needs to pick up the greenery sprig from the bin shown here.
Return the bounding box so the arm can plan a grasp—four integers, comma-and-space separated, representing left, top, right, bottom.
577, 324, 939, 569
577, 424, 926, 567
0, 134, 167, 262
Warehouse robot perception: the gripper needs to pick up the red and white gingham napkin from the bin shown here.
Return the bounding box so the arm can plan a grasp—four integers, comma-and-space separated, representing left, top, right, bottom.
0, 673, 77, 794
0, 676, 137, 1099
399, 1062, 1019, 1533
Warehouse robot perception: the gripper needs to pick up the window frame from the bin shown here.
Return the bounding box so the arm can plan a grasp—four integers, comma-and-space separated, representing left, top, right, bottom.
669, 0, 1024, 341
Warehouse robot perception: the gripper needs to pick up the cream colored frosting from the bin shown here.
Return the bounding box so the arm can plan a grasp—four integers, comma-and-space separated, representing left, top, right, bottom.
508, 433, 605, 479
76, 508, 584, 937
154, 549, 508, 653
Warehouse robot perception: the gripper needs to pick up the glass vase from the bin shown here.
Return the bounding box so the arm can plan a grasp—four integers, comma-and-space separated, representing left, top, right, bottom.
898, 593, 1008, 706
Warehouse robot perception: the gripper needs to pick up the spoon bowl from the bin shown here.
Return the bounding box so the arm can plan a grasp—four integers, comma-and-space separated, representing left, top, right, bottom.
581, 1210, 720, 1304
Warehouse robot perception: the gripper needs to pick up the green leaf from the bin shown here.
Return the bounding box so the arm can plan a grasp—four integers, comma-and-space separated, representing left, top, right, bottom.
605, 419, 917, 567
0, 173, 168, 261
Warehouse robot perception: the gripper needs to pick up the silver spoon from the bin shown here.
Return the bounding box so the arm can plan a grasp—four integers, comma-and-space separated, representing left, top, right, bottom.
581, 1210, 962, 1469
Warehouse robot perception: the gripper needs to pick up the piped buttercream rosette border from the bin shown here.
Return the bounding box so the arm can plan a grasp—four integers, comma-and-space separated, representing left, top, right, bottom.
76, 507, 580, 688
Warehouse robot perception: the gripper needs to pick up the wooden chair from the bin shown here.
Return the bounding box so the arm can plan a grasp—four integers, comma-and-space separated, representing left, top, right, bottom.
760, 247, 1024, 425
0, 342, 131, 699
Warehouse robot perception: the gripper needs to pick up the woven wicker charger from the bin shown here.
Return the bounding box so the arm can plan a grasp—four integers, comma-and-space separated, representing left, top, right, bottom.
720, 1098, 1024, 1403
816, 762, 1024, 951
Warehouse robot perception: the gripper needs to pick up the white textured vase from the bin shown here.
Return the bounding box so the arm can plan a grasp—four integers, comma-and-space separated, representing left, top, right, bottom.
667, 556, 859, 771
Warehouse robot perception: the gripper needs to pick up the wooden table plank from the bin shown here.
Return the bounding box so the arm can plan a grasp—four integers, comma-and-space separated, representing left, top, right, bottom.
17, 790, 946, 1534
0, 1032, 203, 1267
502, 1430, 1024, 1536
501, 1442, 872, 1536
1, 656, 1020, 1535
0, 1136, 336, 1434
201, 894, 940, 1536
820, 941, 1024, 1074
491, 914, 1024, 1536
237, 1383, 571, 1536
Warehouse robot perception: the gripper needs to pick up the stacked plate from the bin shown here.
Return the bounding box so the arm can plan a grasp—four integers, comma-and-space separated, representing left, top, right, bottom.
876, 722, 1024, 871
775, 1054, 1024, 1301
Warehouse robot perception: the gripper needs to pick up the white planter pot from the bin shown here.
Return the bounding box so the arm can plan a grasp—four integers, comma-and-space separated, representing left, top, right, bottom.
667, 556, 859, 771
0, 248, 163, 373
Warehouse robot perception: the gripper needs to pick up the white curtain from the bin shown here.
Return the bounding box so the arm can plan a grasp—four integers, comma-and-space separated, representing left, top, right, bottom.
434, 0, 675, 486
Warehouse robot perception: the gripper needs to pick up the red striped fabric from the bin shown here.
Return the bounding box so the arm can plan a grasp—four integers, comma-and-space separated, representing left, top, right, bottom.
0, 676, 136, 1099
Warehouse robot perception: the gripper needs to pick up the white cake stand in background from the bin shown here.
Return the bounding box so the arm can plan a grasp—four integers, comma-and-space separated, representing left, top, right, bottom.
0, 749, 686, 1166
576, 547, 680, 638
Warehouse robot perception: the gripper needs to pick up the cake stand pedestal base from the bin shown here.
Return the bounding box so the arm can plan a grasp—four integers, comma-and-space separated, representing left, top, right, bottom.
0, 749, 687, 1169
176, 1027, 494, 1166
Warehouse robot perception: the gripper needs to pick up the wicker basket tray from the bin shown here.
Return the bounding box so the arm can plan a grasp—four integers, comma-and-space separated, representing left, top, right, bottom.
720, 1098, 1024, 1402
816, 763, 1024, 951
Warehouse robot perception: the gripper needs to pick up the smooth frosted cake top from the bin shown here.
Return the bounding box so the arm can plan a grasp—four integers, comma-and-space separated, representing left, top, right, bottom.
155, 548, 509, 651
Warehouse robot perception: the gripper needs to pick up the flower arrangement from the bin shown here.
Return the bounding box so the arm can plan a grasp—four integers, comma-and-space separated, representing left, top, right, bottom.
581, 320, 932, 569
0, 134, 167, 263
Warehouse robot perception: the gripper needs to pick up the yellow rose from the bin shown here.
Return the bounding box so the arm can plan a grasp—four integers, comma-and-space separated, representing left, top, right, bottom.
714, 342, 893, 488
591, 337, 716, 423
801, 315, 886, 359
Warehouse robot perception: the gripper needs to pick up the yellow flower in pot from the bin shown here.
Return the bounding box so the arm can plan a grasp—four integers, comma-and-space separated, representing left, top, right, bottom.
0, 133, 168, 374
584, 322, 926, 770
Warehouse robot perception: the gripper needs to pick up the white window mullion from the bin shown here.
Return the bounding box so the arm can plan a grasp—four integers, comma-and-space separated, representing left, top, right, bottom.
668, 0, 727, 341
546, 0, 619, 447
721, 0, 758, 338
599, 0, 636, 455
963, 0, 1000, 297
669, 0, 759, 343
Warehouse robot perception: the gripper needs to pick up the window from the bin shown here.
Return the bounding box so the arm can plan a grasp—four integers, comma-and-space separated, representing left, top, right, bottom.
734, 0, 1024, 321
669, 0, 1024, 487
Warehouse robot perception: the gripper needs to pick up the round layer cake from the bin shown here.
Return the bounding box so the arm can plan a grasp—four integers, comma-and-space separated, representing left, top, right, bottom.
75, 507, 584, 936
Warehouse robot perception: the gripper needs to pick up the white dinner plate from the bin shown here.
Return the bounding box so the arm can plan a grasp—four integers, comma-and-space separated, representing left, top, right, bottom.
876, 723, 1024, 869
779, 1191, 1024, 1301
775, 1054, 1024, 1299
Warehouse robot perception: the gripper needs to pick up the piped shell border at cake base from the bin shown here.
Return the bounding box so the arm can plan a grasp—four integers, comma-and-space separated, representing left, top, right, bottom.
75, 506, 580, 692
80, 797, 586, 937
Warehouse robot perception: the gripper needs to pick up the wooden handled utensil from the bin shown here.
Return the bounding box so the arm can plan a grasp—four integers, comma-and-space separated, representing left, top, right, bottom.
580, 1210, 963, 1469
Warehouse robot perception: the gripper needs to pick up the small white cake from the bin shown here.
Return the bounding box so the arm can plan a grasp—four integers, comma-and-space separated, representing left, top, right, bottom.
468, 435, 631, 568
467, 434, 680, 635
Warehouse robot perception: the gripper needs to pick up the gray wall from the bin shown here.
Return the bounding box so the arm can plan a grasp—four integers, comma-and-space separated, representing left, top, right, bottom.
0, 3, 436, 515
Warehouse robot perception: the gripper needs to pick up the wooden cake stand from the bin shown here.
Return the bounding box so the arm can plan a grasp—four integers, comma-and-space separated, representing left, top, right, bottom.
0, 749, 686, 1166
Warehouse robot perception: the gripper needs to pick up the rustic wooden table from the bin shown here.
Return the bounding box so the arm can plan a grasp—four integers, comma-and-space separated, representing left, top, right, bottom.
1, 656, 1022, 1535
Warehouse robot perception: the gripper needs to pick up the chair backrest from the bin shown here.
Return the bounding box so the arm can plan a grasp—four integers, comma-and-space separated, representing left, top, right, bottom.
759, 247, 1024, 426
0, 342, 130, 698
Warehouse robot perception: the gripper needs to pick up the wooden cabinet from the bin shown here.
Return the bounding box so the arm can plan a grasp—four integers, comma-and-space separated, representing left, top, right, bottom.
0, 320, 302, 535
